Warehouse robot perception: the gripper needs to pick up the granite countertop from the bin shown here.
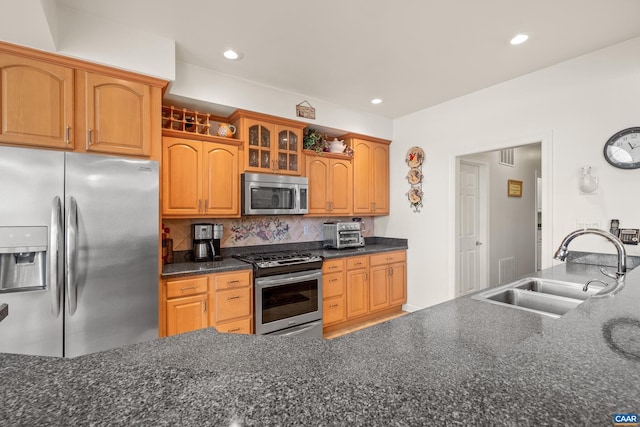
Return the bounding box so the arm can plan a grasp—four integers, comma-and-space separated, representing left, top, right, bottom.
161, 237, 408, 278
2, 260, 639, 425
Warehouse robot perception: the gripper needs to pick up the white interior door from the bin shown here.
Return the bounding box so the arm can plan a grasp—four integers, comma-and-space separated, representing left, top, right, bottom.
457, 161, 487, 295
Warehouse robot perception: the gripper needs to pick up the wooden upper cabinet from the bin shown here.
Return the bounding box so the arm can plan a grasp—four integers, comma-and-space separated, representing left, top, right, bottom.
274, 125, 301, 174
0, 52, 74, 149
162, 137, 202, 215
330, 158, 352, 214
0, 42, 167, 160
306, 155, 352, 215
202, 142, 239, 216
229, 110, 304, 175
78, 71, 151, 157
245, 118, 275, 172
307, 156, 330, 214
162, 136, 240, 217
346, 135, 390, 215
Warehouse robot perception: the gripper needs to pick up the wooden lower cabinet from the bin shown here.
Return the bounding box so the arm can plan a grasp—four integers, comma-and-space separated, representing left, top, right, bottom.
162, 270, 253, 337
209, 270, 253, 334
346, 256, 369, 319
322, 259, 346, 326
166, 294, 208, 336
323, 251, 406, 333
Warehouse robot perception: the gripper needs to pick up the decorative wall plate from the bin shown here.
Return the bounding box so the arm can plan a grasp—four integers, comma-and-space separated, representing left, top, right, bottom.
408, 187, 423, 204
407, 167, 423, 185
405, 147, 424, 167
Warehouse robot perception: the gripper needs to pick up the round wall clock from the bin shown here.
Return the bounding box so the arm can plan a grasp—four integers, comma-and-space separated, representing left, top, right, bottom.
603, 127, 640, 169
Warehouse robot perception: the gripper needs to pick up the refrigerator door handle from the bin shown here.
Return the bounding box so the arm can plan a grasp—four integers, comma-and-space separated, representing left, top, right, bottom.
65, 196, 78, 315
49, 197, 63, 317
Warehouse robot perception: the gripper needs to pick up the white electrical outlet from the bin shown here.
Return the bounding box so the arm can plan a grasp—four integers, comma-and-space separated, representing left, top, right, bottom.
303, 225, 309, 235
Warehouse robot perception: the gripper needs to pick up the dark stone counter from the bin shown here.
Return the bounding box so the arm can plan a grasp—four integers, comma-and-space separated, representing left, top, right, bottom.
161, 237, 408, 278
2, 260, 639, 425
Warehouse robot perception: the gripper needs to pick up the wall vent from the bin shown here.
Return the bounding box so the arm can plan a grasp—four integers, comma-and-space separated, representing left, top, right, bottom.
499, 257, 516, 284
499, 148, 515, 167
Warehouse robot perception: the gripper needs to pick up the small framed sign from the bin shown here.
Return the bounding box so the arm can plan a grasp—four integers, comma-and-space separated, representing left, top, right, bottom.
296, 100, 316, 120
508, 179, 523, 197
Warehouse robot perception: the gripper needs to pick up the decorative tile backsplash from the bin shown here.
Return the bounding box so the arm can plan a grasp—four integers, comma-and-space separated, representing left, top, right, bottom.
162, 216, 374, 251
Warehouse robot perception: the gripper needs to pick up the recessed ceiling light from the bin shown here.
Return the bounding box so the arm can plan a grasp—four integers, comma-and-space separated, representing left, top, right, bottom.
510, 34, 529, 45
223, 49, 242, 60
371, 98, 382, 105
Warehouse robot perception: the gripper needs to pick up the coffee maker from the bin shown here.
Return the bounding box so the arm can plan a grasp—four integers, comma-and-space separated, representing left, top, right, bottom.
192, 223, 223, 262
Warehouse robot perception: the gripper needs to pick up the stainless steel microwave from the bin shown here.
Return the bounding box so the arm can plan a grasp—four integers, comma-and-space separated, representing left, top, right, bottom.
241, 173, 308, 215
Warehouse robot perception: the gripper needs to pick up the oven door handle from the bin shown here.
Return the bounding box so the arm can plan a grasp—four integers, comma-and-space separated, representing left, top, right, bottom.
256, 271, 321, 288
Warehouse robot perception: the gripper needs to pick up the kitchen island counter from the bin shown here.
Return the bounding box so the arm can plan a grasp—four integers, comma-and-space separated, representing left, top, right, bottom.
3, 261, 639, 425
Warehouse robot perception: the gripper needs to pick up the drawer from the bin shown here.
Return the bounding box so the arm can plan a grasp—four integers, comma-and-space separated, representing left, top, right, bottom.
323, 272, 344, 299
216, 317, 252, 334
214, 287, 252, 323
165, 276, 208, 299
322, 258, 345, 273
346, 256, 368, 270
323, 296, 345, 326
212, 270, 252, 291
370, 251, 406, 267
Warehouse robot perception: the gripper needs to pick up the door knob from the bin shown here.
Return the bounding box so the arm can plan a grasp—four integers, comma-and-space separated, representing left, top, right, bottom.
475, 241, 483, 246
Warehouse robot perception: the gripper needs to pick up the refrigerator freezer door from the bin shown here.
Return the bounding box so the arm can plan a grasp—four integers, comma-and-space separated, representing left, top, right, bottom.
64, 153, 159, 357
0, 146, 64, 357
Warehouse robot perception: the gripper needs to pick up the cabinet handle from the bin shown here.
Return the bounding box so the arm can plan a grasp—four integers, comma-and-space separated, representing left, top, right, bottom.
180, 286, 197, 291
228, 327, 241, 333
329, 278, 337, 282
329, 304, 339, 308
227, 279, 241, 284
65, 126, 71, 144
365, 272, 368, 281
204, 199, 209, 211
329, 265, 338, 270
203, 300, 207, 312
227, 295, 241, 300
87, 129, 93, 145
198, 200, 202, 213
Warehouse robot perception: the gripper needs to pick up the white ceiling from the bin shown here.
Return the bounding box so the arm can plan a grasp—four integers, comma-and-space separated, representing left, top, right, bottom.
56, 0, 640, 119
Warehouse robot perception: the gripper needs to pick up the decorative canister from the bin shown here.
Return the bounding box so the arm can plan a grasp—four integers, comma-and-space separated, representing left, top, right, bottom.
217, 123, 237, 138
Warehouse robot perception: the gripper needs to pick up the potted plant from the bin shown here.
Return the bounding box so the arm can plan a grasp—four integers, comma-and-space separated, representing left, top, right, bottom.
303, 128, 328, 154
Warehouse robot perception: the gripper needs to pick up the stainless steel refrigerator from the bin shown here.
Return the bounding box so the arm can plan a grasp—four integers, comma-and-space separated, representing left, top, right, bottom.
0, 145, 159, 357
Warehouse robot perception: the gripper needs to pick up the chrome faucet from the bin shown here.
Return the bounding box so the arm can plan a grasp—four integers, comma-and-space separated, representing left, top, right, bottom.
554, 228, 627, 296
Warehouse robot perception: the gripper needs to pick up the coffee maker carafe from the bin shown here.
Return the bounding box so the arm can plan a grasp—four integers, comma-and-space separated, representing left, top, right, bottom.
192, 224, 223, 262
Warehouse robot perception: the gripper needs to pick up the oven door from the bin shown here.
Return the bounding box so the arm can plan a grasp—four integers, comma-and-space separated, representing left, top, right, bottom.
255, 269, 322, 335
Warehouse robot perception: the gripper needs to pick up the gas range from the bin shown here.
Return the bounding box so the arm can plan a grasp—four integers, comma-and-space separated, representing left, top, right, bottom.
233, 250, 324, 277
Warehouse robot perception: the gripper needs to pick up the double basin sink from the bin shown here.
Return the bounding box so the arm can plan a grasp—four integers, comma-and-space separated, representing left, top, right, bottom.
472, 277, 603, 318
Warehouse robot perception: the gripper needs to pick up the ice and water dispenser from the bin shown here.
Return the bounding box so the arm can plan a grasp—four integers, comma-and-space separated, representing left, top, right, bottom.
0, 226, 48, 292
